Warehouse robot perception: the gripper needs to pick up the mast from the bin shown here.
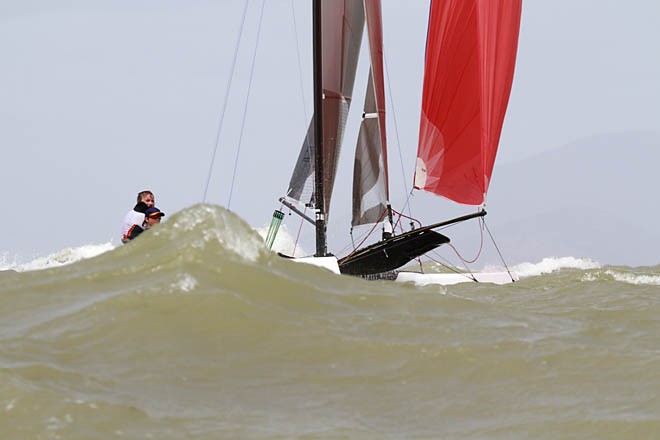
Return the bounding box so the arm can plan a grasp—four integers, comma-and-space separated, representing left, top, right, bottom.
286, 1, 363, 256
313, 0, 327, 257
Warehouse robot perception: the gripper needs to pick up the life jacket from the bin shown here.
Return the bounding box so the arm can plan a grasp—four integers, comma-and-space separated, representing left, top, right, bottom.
121, 201, 149, 242
122, 223, 145, 243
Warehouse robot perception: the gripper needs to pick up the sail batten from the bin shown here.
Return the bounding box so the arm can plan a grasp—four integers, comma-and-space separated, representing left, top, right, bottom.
415, 0, 521, 205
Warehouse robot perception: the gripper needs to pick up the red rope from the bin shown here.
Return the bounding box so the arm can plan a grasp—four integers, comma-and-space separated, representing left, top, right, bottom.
391, 208, 422, 231
391, 209, 428, 271
448, 218, 485, 264
337, 207, 484, 270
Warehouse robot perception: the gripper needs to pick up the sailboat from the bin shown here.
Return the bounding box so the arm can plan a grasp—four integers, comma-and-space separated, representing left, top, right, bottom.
267, 0, 522, 285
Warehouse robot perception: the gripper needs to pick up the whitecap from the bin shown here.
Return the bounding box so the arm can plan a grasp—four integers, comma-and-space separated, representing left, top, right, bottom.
1, 243, 115, 272
254, 224, 309, 258
174, 273, 198, 292
510, 256, 601, 278
603, 270, 660, 286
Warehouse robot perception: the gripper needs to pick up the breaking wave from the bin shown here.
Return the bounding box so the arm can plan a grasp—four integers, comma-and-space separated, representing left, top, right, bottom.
510, 256, 601, 278
0, 243, 115, 272
3, 206, 657, 291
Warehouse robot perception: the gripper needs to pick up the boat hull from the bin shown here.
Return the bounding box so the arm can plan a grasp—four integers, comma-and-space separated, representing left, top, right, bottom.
280, 255, 517, 285
284, 255, 341, 274
338, 229, 450, 276
395, 271, 518, 286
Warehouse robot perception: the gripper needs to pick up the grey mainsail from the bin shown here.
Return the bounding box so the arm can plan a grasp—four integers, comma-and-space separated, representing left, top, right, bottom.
286, 0, 365, 218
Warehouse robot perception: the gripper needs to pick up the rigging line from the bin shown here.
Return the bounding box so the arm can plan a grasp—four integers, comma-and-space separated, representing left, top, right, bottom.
393, 214, 425, 272
289, 0, 315, 205
202, 0, 250, 203
391, 190, 416, 232
290, 0, 310, 127
419, 211, 485, 265
384, 53, 414, 218
227, 0, 266, 209
427, 233, 480, 280
449, 217, 485, 264
337, 224, 371, 256
391, 207, 423, 231
337, 225, 370, 256
293, 205, 307, 256
482, 219, 516, 282
426, 251, 477, 280
337, 209, 388, 263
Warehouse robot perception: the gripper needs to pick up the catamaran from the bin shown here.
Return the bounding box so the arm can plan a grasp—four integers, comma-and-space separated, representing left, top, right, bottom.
265, 0, 522, 285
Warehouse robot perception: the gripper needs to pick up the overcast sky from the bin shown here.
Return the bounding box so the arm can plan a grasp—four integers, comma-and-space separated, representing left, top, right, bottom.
1, 1, 659, 263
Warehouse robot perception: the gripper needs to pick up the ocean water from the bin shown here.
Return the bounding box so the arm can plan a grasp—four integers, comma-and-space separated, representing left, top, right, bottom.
1, 205, 658, 439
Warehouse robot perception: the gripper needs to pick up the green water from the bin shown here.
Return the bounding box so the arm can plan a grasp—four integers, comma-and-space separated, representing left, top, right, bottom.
1, 206, 658, 439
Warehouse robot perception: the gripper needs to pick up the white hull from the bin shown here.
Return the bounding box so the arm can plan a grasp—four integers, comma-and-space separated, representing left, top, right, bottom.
288, 256, 341, 274
286, 256, 517, 285
395, 271, 517, 286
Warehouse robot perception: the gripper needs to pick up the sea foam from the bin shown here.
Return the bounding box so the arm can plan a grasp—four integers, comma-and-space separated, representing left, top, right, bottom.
0, 243, 115, 272
601, 269, 660, 286
509, 256, 601, 278
255, 224, 309, 258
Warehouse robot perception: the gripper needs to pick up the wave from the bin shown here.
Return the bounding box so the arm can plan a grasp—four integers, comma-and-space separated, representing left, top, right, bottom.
508, 256, 601, 278
582, 269, 660, 286
4, 206, 657, 290
254, 224, 310, 258
1, 204, 267, 273
0, 204, 293, 335
2, 205, 658, 439
0, 243, 115, 272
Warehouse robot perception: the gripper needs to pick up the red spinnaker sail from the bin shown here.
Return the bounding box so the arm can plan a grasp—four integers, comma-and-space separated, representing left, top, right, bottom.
415, 0, 522, 205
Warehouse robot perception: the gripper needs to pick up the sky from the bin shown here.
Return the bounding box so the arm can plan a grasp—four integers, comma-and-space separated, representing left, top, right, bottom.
1, 1, 659, 265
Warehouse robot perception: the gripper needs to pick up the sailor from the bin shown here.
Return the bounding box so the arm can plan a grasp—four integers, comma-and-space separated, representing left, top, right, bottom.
121, 190, 156, 243
144, 207, 165, 226
124, 207, 166, 242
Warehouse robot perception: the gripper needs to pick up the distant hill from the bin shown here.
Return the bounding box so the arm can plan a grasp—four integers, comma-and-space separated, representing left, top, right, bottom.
485, 130, 660, 266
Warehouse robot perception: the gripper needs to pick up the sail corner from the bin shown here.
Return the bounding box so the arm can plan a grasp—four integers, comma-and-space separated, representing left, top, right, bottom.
414, 157, 428, 190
